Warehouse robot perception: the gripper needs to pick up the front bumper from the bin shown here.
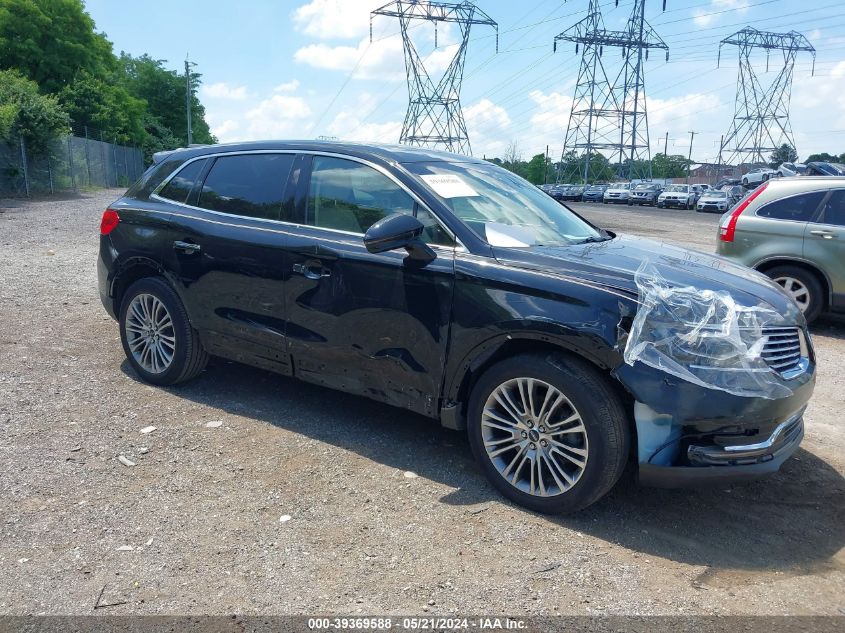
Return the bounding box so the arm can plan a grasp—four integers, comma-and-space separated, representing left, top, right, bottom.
659, 198, 688, 207
640, 412, 804, 486
613, 350, 815, 488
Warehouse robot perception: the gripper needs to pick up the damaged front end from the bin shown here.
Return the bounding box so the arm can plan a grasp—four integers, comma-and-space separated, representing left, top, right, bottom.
613, 262, 816, 486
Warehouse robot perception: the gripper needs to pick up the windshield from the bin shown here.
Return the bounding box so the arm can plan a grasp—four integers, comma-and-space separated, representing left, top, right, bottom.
408, 161, 605, 247
664, 185, 688, 192
703, 191, 727, 198
635, 184, 658, 191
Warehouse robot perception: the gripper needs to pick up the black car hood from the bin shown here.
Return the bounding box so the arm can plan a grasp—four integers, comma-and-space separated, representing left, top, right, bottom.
492, 234, 800, 319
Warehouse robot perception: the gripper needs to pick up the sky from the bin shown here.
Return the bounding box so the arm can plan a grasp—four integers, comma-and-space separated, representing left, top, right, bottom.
84, 0, 845, 164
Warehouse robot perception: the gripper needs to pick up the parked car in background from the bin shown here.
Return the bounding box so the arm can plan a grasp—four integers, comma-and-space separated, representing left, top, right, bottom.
561, 184, 586, 201
806, 162, 845, 176
777, 162, 807, 178
98, 140, 816, 514
581, 184, 608, 202
717, 176, 845, 323
603, 182, 631, 204
724, 185, 746, 206
714, 177, 741, 189
742, 167, 777, 186
628, 183, 663, 206
657, 184, 701, 209
548, 184, 571, 202
696, 189, 731, 213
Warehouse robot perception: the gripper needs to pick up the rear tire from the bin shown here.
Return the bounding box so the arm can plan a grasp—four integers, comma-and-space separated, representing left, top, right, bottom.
764, 265, 825, 323
467, 353, 630, 514
119, 277, 209, 385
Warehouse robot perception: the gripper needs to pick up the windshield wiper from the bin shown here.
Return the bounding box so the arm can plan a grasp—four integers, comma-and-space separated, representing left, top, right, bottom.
575, 235, 612, 244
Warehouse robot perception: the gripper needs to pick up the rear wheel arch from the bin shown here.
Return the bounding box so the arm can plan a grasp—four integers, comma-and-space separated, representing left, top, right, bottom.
755, 258, 831, 306
111, 258, 164, 315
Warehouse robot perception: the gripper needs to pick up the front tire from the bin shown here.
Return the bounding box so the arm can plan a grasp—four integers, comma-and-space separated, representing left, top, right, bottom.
467, 353, 630, 514
119, 277, 209, 385
765, 265, 824, 323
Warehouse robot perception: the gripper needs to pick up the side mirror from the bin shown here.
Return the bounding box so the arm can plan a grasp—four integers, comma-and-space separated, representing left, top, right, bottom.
363, 212, 436, 264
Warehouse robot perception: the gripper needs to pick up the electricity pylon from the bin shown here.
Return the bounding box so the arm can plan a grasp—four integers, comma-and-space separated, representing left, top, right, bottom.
718, 27, 815, 167
371, 1, 497, 155
555, 0, 668, 183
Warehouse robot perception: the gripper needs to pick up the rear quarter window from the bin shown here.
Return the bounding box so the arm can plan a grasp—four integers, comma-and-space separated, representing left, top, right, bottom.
157, 159, 207, 204
755, 191, 825, 222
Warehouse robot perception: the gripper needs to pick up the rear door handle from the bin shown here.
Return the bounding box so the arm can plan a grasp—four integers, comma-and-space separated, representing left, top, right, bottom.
809, 230, 836, 239
292, 262, 331, 280
173, 240, 202, 254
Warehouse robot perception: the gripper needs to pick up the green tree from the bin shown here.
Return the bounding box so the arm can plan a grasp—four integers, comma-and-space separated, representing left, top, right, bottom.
769, 143, 798, 167
804, 152, 840, 163
651, 153, 691, 179
118, 54, 214, 146
524, 153, 550, 184
58, 72, 146, 144
0, 69, 69, 153
0, 0, 115, 94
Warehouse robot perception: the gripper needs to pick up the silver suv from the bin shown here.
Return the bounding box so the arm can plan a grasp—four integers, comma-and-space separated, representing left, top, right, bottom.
716, 177, 845, 322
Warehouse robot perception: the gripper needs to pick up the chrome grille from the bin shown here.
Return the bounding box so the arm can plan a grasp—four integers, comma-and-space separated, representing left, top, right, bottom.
761, 326, 802, 373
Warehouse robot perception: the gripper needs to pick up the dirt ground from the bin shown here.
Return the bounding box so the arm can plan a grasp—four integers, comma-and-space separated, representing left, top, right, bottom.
0, 189, 843, 616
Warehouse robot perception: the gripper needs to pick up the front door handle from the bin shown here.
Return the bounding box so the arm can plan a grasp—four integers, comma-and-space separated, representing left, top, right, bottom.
292, 262, 331, 280
173, 240, 202, 254
809, 230, 836, 239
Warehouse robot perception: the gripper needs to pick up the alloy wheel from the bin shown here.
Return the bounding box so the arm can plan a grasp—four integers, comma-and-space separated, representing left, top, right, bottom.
773, 276, 811, 312
481, 377, 589, 497
124, 293, 176, 374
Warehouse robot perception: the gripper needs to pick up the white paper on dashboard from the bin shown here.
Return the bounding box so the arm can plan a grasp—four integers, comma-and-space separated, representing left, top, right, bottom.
420, 174, 479, 198
484, 222, 535, 247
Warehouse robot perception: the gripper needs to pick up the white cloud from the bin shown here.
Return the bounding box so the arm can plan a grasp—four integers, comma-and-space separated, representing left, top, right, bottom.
791, 60, 845, 154
292, 0, 374, 40
693, 0, 750, 27
464, 98, 513, 157
211, 119, 241, 143
242, 95, 314, 140
322, 92, 402, 143
202, 82, 248, 100
294, 37, 406, 81
274, 80, 301, 92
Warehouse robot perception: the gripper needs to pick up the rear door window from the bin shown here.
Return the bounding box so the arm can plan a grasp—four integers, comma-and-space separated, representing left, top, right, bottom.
198, 154, 294, 220
817, 190, 845, 226
756, 191, 825, 222
158, 159, 207, 204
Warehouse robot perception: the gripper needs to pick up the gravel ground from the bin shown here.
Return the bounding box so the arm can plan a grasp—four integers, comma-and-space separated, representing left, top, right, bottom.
1, 190, 843, 616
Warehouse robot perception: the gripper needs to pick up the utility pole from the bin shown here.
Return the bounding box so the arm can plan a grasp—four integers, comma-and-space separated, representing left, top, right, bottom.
371, 1, 497, 155
686, 131, 696, 183
185, 56, 197, 146
544, 145, 550, 184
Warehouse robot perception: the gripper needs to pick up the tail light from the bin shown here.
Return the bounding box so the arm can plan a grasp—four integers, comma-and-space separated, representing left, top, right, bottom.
719, 182, 768, 242
100, 208, 120, 235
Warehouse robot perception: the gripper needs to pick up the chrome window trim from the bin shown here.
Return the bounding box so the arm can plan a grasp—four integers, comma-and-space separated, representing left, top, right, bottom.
149, 148, 463, 249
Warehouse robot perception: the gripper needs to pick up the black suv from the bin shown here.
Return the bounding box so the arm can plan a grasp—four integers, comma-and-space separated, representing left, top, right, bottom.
99, 141, 816, 513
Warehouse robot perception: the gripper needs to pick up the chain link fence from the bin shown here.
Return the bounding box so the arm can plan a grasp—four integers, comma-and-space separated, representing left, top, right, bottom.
0, 130, 145, 197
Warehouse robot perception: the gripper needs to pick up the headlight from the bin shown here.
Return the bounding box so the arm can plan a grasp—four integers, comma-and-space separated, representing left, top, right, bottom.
624, 263, 795, 399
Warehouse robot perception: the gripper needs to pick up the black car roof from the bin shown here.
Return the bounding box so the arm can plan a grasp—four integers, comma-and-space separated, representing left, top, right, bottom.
153, 140, 485, 165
